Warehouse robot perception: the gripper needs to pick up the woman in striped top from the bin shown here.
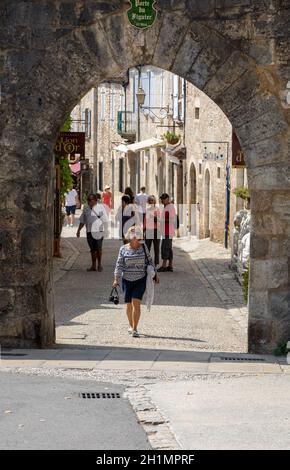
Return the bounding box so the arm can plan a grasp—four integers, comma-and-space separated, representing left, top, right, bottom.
113, 226, 159, 337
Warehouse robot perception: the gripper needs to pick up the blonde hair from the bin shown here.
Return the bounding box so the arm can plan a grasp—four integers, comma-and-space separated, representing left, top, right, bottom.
125, 225, 143, 242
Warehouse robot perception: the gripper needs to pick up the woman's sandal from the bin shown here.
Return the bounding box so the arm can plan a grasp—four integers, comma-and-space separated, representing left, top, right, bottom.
87, 267, 97, 272
157, 267, 167, 272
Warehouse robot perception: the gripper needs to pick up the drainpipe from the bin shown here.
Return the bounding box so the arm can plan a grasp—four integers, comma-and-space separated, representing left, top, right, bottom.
225, 146, 231, 248
93, 87, 98, 192
225, 143, 230, 249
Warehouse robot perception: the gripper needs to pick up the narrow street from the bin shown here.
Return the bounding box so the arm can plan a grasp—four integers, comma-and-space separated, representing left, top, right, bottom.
54, 214, 248, 353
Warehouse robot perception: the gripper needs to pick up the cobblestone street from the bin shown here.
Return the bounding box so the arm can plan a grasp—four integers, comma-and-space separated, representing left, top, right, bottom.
54, 216, 248, 353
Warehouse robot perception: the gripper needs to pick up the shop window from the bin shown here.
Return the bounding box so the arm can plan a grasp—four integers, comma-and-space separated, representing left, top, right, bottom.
110, 89, 115, 127
84, 108, 91, 139
119, 159, 124, 193
100, 89, 106, 121
98, 162, 103, 191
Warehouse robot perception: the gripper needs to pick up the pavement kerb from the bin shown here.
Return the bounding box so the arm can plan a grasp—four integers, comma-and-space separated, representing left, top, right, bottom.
54, 239, 80, 282
0, 349, 288, 374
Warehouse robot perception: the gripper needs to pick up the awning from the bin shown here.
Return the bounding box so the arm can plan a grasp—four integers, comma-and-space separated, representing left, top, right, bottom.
113, 143, 129, 154
162, 143, 186, 159
126, 138, 165, 152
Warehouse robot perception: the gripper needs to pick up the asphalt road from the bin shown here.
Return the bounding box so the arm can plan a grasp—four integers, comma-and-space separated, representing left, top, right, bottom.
0, 372, 150, 450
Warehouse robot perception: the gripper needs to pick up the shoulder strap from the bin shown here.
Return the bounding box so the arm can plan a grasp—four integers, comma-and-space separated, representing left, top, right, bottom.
91, 207, 101, 218
142, 243, 150, 265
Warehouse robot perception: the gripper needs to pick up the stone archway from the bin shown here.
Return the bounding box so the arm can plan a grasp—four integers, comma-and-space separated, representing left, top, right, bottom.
1, 1, 290, 353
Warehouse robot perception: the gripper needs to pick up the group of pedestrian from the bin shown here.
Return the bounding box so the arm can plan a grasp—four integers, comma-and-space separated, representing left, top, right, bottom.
118, 186, 178, 272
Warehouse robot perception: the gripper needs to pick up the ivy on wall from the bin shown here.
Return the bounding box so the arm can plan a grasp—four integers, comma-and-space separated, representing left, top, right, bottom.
56, 115, 73, 203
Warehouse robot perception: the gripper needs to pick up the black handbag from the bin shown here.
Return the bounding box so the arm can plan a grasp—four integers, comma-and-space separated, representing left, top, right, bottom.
109, 286, 119, 305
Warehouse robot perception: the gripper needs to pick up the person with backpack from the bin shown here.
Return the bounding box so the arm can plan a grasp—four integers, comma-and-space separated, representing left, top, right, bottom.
76, 193, 108, 272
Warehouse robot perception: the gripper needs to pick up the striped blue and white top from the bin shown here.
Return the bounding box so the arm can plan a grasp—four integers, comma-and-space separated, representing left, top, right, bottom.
114, 243, 155, 282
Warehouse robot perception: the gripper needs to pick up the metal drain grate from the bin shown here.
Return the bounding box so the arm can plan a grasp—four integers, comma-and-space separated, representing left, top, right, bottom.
80, 392, 121, 399
1, 353, 27, 357
220, 357, 265, 362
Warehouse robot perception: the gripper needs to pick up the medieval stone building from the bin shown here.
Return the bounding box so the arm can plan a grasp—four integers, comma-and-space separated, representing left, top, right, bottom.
72, 66, 244, 244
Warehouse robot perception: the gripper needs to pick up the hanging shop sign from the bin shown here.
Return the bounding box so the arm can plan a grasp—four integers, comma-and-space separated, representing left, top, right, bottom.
203, 151, 225, 162
232, 131, 246, 168
54, 132, 85, 159
127, 1, 157, 29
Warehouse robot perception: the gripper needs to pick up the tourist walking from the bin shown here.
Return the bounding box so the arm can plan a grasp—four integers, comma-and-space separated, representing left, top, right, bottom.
124, 186, 135, 204
157, 193, 177, 272
144, 195, 161, 267
77, 193, 108, 272
113, 226, 159, 338
102, 185, 112, 213
117, 195, 141, 242
135, 186, 148, 227
64, 186, 78, 227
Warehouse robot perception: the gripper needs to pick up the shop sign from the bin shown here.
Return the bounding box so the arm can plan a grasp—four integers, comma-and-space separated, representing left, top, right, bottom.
54, 132, 85, 159
127, 1, 157, 29
232, 131, 246, 168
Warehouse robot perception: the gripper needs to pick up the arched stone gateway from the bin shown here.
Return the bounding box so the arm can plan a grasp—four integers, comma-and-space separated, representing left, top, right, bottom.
0, 1, 289, 353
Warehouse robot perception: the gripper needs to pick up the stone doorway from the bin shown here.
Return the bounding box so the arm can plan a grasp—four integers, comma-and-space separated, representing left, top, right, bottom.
1, 1, 290, 353
189, 163, 197, 236
204, 169, 211, 239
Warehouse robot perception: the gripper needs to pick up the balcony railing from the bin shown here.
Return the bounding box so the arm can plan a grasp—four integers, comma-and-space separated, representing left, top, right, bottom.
117, 111, 136, 141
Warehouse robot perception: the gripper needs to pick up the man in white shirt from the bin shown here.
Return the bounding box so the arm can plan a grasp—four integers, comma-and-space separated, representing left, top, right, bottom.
77, 193, 108, 272
64, 186, 78, 227
135, 186, 148, 228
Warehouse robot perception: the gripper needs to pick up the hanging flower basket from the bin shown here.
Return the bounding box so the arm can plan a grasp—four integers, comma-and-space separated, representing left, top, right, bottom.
164, 131, 181, 152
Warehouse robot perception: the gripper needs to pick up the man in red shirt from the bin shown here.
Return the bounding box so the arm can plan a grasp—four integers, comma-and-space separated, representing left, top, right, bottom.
157, 193, 178, 272
102, 185, 112, 213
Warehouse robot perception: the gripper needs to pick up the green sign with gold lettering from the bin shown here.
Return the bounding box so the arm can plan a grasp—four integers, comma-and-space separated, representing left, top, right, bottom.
127, 0, 157, 29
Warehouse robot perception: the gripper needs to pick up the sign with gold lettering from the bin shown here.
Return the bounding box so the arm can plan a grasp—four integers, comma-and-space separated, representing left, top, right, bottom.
232, 131, 245, 168
127, 0, 157, 29
54, 132, 85, 159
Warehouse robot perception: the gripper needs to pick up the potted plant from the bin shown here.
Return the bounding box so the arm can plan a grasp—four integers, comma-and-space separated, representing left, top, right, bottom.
233, 186, 250, 209
164, 131, 181, 146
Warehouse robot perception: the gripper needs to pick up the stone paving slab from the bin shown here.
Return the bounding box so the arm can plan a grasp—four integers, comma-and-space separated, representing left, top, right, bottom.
151, 361, 209, 372
156, 350, 211, 363
208, 362, 283, 374
96, 361, 156, 370
41, 361, 96, 369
